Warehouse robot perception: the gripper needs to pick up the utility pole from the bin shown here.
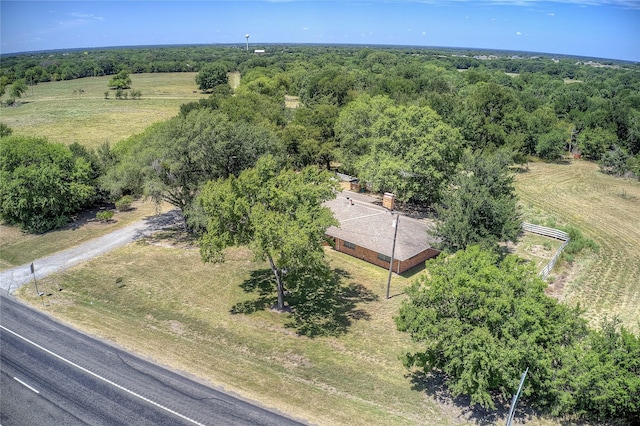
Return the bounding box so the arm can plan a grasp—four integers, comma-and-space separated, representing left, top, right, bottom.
385, 213, 399, 299
506, 367, 528, 426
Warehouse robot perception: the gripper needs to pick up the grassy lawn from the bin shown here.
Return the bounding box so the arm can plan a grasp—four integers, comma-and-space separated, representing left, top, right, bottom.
17, 243, 454, 425
515, 159, 640, 331
1, 73, 204, 150
5, 74, 638, 423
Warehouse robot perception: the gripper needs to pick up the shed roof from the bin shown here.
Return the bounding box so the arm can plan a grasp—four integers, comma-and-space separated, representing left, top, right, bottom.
324, 193, 438, 261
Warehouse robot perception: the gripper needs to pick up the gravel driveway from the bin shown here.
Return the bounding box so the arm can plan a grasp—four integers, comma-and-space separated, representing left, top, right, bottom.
0, 210, 182, 293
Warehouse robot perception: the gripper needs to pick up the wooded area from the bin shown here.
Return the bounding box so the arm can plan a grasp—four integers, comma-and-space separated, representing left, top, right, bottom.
1, 45, 639, 423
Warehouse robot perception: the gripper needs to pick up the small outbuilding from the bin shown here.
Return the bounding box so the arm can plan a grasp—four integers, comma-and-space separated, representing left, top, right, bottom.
324, 193, 439, 273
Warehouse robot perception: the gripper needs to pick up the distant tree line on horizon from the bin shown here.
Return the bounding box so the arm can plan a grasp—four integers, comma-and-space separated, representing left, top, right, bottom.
1, 45, 639, 422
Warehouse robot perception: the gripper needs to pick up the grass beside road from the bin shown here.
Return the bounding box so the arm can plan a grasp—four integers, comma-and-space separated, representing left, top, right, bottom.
11, 160, 638, 425
515, 159, 640, 331
1, 73, 203, 150
17, 243, 449, 425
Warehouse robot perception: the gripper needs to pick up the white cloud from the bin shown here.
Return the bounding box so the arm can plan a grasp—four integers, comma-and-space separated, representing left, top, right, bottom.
59, 12, 104, 28
516, 31, 522, 35
70, 13, 103, 20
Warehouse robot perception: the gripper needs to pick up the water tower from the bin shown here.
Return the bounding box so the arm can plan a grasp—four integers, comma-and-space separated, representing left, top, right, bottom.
245, 34, 250, 52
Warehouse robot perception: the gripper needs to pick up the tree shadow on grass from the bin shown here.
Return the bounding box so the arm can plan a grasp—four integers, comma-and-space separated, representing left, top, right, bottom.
407, 370, 510, 425
405, 370, 590, 426
231, 266, 378, 337
230, 269, 277, 314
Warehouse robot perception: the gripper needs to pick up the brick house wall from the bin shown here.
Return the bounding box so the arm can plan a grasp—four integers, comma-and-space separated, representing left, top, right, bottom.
332, 238, 439, 273
398, 248, 440, 273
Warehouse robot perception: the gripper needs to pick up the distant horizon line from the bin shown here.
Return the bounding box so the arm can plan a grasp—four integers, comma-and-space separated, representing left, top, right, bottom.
2, 42, 637, 64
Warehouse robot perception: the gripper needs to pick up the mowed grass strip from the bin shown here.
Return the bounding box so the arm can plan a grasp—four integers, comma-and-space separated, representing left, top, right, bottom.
17, 243, 447, 425
515, 160, 640, 330
1, 73, 204, 150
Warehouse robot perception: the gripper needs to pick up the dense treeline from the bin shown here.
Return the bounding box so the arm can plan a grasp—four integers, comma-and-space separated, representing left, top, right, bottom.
1, 45, 639, 422
2, 45, 639, 174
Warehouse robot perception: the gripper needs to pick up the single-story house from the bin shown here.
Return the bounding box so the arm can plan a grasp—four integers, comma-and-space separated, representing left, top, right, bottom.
324, 193, 440, 274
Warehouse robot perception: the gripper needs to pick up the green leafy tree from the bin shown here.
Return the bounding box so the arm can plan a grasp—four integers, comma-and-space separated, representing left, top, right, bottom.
396, 245, 589, 410
0, 136, 96, 232
101, 109, 280, 216
599, 145, 630, 176
9, 79, 27, 100
577, 127, 618, 160
536, 129, 567, 161
335, 94, 395, 168
336, 95, 462, 203
0, 76, 9, 97
282, 104, 339, 169
196, 63, 228, 92
458, 82, 526, 151
433, 151, 520, 253
564, 318, 640, 422
108, 70, 132, 90
197, 155, 339, 311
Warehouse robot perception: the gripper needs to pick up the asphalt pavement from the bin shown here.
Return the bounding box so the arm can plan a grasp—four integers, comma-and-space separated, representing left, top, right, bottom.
0, 291, 305, 425
0, 211, 306, 425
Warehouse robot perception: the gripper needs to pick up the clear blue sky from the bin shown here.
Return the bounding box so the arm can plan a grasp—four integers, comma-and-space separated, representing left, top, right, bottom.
2, 1, 639, 61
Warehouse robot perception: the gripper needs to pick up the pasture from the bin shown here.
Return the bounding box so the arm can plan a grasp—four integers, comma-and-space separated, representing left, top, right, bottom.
516, 159, 640, 331
1, 73, 203, 150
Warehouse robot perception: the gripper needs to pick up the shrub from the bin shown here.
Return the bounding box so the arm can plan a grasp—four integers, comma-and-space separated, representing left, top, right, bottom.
560, 225, 599, 262
115, 195, 134, 211
96, 210, 114, 222
0, 123, 12, 137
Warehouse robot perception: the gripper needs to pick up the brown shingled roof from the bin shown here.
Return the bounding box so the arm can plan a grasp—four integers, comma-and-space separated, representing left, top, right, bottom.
324, 192, 438, 261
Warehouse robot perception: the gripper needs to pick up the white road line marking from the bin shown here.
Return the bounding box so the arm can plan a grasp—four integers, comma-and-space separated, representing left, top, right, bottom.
14, 377, 40, 394
0, 325, 205, 426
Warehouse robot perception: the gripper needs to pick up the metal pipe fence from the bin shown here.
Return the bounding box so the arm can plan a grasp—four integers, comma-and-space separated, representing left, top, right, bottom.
521, 222, 570, 279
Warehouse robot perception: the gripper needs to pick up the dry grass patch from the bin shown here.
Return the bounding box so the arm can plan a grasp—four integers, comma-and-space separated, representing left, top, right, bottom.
228, 71, 241, 90
15, 241, 462, 425
515, 159, 640, 331
1, 73, 203, 150
17, 238, 566, 425
506, 232, 565, 272
285, 95, 300, 109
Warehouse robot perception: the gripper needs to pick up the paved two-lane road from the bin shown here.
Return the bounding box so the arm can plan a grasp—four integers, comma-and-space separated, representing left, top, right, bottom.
0, 211, 305, 425
0, 291, 304, 425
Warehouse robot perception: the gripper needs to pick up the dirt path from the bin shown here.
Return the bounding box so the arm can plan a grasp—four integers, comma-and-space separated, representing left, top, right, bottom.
0, 210, 182, 293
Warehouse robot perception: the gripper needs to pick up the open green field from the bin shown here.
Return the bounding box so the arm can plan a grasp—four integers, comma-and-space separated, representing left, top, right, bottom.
515, 159, 640, 331
1, 73, 204, 149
